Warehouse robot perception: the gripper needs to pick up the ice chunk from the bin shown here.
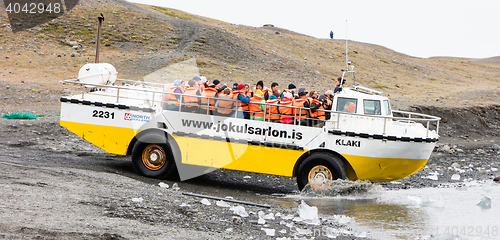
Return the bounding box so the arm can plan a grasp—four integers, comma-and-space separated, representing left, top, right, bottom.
275, 212, 282, 218
225, 228, 233, 232
216, 200, 230, 207
158, 182, 169, 188
258, 218, 266, 225
357, 232, 368, 238
491, 167, 498, 172
260, 228, 275, 236
297, 200, 319, 225
281, 214, 294, 220
131, 197, 143, 202
258, 210, 265, 218
477, 196, 491, 209
263, 213, 275, 220
179, 203, 190, 207
334, 215, 352, 224
292, 217, 302, 222
171, 183, 180, 190
201, 199, 211, 205
279, 229, 287, 234
451, 174, 461, 181
243, 175, 252, 179
420, 197, 445, 208
230, 205, 249, 217
422, 171, 439, 181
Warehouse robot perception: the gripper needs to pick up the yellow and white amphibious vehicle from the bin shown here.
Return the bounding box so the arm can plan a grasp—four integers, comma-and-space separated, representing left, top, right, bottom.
60, 60, 440, 190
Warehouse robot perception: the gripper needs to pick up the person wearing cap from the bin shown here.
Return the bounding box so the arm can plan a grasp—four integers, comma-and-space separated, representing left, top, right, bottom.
279, 91, 294, 124
306, 90, 326, 126
233, 84, 250, 119
318, 90, 334, 120
232, 82, 239, 92
281, 83, 297, 100
165, 80, 185, 111
293, 89, 309, 125
200, 76, 209, 90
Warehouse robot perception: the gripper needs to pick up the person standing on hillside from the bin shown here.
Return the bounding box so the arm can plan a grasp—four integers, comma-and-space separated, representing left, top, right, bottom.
330, 31, 334, 39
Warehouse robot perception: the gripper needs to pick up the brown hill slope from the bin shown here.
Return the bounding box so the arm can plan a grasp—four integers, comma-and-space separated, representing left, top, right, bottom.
1, 0, 499, 113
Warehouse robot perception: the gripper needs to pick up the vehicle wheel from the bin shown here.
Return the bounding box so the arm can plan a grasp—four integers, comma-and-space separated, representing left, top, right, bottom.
132, 133, 176, 178
296, 153, 347, 190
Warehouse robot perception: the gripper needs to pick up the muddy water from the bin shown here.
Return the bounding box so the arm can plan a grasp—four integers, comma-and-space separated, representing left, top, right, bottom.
283, 180, 500, 239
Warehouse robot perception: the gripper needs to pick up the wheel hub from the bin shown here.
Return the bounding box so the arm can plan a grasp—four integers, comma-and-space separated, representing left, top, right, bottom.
308, 165, 333, 190
142, 144, 166, 170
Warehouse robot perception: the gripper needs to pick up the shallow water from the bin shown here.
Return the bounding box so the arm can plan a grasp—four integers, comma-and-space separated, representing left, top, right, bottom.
283, 180, 500, 240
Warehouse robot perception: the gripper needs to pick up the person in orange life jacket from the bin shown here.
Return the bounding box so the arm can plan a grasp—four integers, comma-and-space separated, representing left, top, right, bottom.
215, 88, 235, 117
200, 76, 209, 91
334, 76, 345, 93
166, 80, 185, 111
318, 90, 334, 120
233, 84, 250, 119
264, 82, 279, 101
182, 79, 202, 113
281, 83, 297, 100
200, 79, 226, 115
265, 91, 281, 122
306, 90, 324, 126
249, 89, 266, 121
295, 87, 310, 125
279, 91, 294, 124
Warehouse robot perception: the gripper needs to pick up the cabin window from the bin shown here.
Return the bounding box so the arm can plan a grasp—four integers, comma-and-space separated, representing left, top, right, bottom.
363, 99, 381, 115
337, 97, 357, 113
383, 100, 392, 115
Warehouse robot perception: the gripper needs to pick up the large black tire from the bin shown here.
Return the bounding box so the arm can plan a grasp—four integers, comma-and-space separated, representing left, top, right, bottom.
131, 133, 176, 179
296, 152, 348, 190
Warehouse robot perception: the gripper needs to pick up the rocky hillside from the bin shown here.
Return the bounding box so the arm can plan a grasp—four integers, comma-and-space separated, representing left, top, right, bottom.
1, 0, 499, 113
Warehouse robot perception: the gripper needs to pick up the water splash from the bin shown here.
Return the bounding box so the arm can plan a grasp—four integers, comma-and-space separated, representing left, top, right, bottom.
299, 179, 382, 198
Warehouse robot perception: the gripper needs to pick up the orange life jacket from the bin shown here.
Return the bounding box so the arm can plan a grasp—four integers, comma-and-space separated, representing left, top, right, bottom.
200, 87, 218, 110
249, 95, 264, 118
233, 91, 249, 111
308, 97, 325, 120
167, 86, 185, 106
279, 99, 294, 119
217, 93, 235, 114
265, 99, 280, 120
292, 99, 308, 120
183, 87, 200, 109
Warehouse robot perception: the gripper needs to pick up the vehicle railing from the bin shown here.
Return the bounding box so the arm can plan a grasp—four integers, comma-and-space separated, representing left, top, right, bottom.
63, 79, 441, 136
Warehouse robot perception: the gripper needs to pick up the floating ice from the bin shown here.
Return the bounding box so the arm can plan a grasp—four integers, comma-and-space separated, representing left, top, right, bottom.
200, 199, 211, 205
225, 228, 233, 233
477, 196, 491, 209
216, 200, 230, 208
451, 174, 461, 181
179, 203, 190, 207
420, 197, 445, 208
281, 214, 294, 220
260, 228, 275, 236
258, 218, 265, 225
491, 167, 498, 172
131, 197, 143, 203
158, 182, 169, 188
279, 229, 287, 234
171, 183, 180, 190
230, 205, 249, 217
297, 200, 320, 225
334, 215, 352, 224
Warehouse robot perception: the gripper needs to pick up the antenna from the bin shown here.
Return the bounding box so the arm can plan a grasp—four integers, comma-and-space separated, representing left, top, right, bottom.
345, 20, 348, 71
